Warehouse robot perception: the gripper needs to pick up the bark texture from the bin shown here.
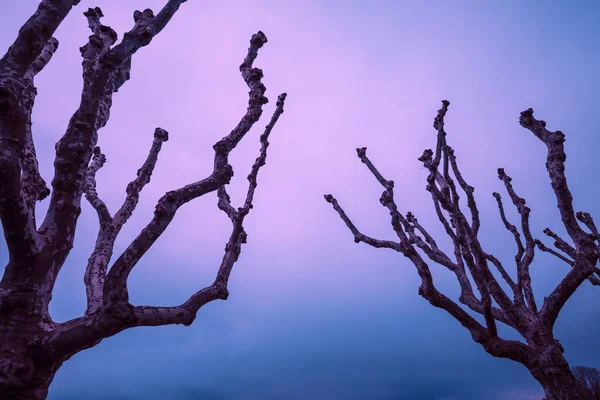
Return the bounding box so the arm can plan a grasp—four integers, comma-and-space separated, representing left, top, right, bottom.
0, 2, 286, 399
326, 101, 598, 399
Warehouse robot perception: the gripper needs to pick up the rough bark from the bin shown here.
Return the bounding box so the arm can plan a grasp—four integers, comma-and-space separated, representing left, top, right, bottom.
326, 100, 598, 398
0, 2, 286, 398
529, 342, 595, 400
0, 323, 63, 400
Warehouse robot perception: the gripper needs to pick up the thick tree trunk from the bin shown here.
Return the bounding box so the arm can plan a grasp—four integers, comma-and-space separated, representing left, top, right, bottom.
529, 343, 594, 400
0, 287, 63, 400
0, 351, 60, 400
0, 325, 62, 400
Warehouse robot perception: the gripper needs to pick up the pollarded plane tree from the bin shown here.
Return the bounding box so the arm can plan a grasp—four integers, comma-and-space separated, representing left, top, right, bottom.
0, 1, 286, 399
325, 101, 599, 400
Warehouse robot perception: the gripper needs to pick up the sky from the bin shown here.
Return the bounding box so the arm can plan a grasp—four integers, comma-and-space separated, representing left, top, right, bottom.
2, 1, 600, 399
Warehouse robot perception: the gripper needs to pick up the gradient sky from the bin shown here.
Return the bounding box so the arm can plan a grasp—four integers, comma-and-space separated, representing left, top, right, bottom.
2, 1, 600, 399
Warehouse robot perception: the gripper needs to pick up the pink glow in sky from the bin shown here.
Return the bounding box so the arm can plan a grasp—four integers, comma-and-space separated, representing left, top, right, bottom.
1, 1, 600, 399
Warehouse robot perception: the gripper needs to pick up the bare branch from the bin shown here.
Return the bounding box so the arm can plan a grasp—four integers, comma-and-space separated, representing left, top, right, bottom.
20, 95, 51, 213
210, 92, 287, 295
113, 128, 169, 228
446, 146, 480, 234
24, 37, 59, 80
405, 212, 457, 270
37, 2, 189, 293
83, 147, 111, 226
326, 100, 552, 362
328, 143, 515, 338
0, 0, 79, 75
406, 212, 437, 250
88, 87, 285, 332
576, 212, 600, 242
417, 262, 529, 364
483, 252, 518, 293
535, 239, 600, 286
216, 93, 288, 219
21, 38, 60, 218
539, 259, 597, 327
421, 102, 521, 326
0, 73, 47, 284
324, 195, 401, 251
535, 239, 574, 266
519, 109, 587, 245
134, 286, 220, 327
103, 31, 277, 305
82, 146, 113, 314
332, 142, 506, 336
496, 169, 537, 313
325, 162, 515, 332
216, 186, 237, 219
83, 128, 169, 314
431, 195, 457, 240
84, 226, 115, 315
241, 93, 287, 214
354, 147, 407, 245
515, 109, 600, 328
542, 228, 576, 260
493, 192, 525, 257
0, 33, 61, 285
590, 273, 600, 286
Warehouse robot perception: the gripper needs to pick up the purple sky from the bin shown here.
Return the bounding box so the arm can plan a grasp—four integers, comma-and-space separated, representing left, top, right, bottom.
2, 1, 600, 399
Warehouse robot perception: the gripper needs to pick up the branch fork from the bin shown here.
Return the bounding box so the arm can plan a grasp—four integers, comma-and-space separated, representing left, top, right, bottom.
325, 100, 599, 367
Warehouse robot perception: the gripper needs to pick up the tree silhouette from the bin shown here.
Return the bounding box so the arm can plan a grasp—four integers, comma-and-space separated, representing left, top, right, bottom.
573, 366, 600, 399
0, 1, 286, 399
326, 100, 599, 400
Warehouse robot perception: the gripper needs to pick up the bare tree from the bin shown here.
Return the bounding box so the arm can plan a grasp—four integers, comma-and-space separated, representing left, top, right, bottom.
325, 100, 599, 400
0, 1, 286, 399
573, 366, 600, 399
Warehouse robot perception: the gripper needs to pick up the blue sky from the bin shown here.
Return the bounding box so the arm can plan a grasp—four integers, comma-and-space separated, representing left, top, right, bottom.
2, 1, 600, 399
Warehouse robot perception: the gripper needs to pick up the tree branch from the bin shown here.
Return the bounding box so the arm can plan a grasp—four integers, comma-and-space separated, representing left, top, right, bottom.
323, 195, 401, 251
103, 31, 276, 305
405, 212, 457, 269
423, 102, 523, 327
446, 146, 480, 235
83, 147, 111, 225
576, 212, 600, 242
519, 109, 587, 245
326, 100, 561, 358
55, 90, 286, 352
326, 143, 507, 336
114, 128, 169, 228
535, 239, 574, 266
35, 2, 187, 293
47, 30, 286, 353
535, 239, 600, 286
133, 94, 288, 319
542, 228, 576, 259
20, 37, 59, 219
82, 128, 169, 314
0, 36, 60, 285
539, 256, 597, 328
519, 108, 598, 327
0, 0, 79, 76
495, 169, 537, 312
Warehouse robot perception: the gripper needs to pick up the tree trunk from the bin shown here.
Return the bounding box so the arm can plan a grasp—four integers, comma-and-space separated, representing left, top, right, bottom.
0, 287, 63, 400
529, 342, 594, 400
0, 351, 61, 400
